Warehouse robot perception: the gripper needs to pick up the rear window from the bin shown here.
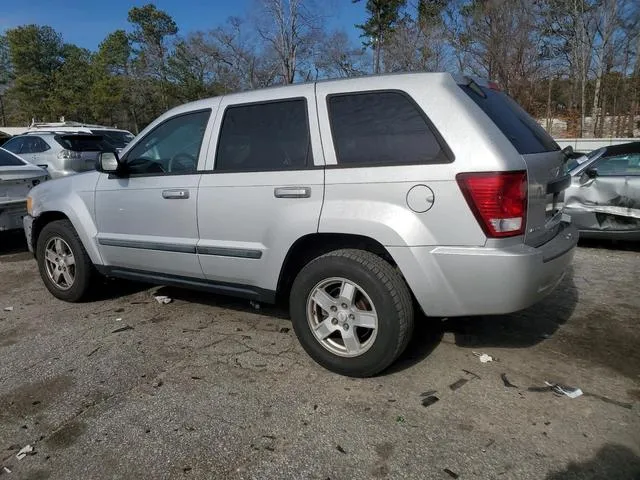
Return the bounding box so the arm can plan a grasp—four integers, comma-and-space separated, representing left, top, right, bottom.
55, 135, 111, 152
90, 130, 134, 149
461, 84, 559, 155
0, 148, 26, 166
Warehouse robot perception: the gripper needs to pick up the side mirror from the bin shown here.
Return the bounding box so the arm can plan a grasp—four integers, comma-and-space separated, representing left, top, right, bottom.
97, 152, 120, 173
585, 167, 598, 179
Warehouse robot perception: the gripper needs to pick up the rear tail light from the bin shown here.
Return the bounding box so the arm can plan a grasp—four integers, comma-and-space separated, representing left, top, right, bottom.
456, 171, 527, 238
57, 149, 81, 160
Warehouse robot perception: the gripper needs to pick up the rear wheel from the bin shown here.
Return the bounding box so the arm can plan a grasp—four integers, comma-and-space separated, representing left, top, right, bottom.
36, 220, 95, 302
290, 249, 414, 377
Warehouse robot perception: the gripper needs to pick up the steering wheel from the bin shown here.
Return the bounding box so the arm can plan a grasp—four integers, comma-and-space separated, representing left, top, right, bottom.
168, 153, 197, 173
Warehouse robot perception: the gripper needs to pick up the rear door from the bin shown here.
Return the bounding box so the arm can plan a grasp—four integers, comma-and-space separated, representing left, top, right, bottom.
459, 82, 568, 247
197, 84, 325, 294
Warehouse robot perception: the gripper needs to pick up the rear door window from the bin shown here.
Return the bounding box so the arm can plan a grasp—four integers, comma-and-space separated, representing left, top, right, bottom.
327, 91, 449, 166
460, 83, 559, 155
215, 99, 312, 172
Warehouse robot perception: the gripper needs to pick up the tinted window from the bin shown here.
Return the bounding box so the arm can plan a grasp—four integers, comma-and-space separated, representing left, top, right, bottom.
215, 99, 311, 172
595, 153, 640, 176
124, 110, 211, 175
55, 135, 110, 152
0, 148, 26, 166
21, 136, 50, 154
328, 92, 447, 166
91, 130, 135, 149
2, 137, 23, 154
461, 84, 559, 155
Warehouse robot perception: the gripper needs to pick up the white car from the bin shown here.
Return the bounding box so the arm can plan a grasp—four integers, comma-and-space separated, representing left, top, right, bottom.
0, 148, 48, 232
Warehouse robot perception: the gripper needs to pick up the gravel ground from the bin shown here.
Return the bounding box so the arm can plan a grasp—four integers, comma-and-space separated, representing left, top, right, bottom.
0, 231, 639, 480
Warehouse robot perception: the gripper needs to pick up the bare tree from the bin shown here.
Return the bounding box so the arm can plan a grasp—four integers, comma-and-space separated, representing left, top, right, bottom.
254, 0, 321, 84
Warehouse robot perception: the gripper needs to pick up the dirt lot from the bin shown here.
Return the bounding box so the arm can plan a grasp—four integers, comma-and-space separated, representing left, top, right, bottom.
0, 231, 639, 480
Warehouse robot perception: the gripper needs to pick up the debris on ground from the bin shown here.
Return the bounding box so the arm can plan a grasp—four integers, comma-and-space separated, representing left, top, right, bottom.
462, 369, 481, 380
3, 306, 13, 312
154, 295, 172, 304
111, 325, 133, 333
152, 379, 163, 388
449, 378, 468, 391
16, 445, 33, 460
420, 390, 437, 397
421, 395, 439, 408
279, 327, 290, 334
2, 466, 12, 474
396, 415, 405, 423
115, 317, 123, 322
87, 346, 101, 357
528, 382, 583, 398
473, 352, 493, 363
443, 468, 459, 478
501, 373, 518, 388
336, 445, 347, 454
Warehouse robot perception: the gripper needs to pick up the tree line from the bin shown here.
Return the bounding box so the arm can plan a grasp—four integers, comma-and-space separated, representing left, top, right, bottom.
0, 0, 638, 137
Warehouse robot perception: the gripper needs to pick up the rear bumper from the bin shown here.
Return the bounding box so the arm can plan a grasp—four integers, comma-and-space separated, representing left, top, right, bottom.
389, 222, 578, 317
0, 200, 28, 232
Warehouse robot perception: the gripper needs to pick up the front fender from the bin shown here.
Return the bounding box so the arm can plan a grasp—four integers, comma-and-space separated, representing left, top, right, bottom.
31, 173, 103, 265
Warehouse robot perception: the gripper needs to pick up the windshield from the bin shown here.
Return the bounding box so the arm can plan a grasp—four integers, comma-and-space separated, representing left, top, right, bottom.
0, 148, 26, 166
90, 130, 134, 149
55, 135, 111, 152
460, 83, 559, 155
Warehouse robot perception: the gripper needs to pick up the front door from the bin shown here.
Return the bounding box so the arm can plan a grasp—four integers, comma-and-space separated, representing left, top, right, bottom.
196, 85, 325, 295
95, 108, 214, 278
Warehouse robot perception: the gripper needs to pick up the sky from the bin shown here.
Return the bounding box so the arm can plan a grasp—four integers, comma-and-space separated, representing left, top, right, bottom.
0, 0, 366, 51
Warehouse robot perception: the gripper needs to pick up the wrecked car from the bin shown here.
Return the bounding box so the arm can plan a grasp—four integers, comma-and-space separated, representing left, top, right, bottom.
565, 141, 640, 240
0, 147, 49, 232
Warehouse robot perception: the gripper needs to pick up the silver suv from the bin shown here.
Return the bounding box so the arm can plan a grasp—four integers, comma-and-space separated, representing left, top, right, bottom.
2, 130, 132, 178
23, 73, 578, 377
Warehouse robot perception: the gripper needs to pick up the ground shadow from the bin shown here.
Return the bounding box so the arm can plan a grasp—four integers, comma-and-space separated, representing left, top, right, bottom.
545, 444, 640, 480
86, 277, 151, 302
154, 285, 291, 320
579, 237, 640, 252
0, 230, 29, 256
444, 267, 579, 349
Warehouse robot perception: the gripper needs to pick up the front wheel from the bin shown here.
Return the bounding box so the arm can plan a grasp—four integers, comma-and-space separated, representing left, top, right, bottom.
36, 220, 95, 302
290, 249, 414, 377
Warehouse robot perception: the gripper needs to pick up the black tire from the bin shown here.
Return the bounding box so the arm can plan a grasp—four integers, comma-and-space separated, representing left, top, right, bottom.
36, 219, 95, 302
290, 249, 414, 377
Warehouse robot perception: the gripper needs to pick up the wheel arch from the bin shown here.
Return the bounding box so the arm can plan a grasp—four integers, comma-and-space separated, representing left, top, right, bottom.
276, 233, 399, 303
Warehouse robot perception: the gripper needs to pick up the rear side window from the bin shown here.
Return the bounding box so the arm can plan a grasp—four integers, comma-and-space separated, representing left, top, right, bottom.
327, 91, 449, 166
0, 148, 26, 166
215, 99, 312, 172
461, 84, 559, 155
55, 135, 110, 152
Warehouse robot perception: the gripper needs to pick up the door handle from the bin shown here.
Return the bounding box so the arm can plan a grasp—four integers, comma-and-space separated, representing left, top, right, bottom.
162, 189, 190, 199
274, 186, 311, 198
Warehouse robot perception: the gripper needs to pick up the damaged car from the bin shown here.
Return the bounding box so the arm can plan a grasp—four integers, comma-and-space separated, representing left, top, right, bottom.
0, 147, 49, 232
565, 141, 640, 240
